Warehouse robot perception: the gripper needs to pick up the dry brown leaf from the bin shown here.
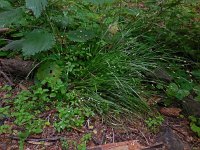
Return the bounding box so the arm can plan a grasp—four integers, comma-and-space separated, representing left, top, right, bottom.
148, 96, 162, 106
159, 107, 182, 117
18, 83, 28, 90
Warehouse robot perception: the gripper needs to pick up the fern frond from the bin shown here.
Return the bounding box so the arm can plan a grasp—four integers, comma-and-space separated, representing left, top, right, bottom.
22, 29, 55, 56
25, 0, 48, 18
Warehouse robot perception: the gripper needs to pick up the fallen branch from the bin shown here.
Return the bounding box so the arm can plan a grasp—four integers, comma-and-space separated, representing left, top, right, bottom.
3, 135, 62, 142
0, 71, 14, 86
70, 126, 85, 133
0, 59, 35, 77
0, 28, 10, 33
142, 142, 164, 150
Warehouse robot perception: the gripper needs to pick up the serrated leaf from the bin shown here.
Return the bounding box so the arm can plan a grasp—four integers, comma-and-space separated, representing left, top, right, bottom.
22, 29, 55, 56
0, 8, 23, 27
67, 29, 95, 42
25, 0, 48, 18
0, 0, 12, 9
36, 61, 62, 81
1, 40, 23, 51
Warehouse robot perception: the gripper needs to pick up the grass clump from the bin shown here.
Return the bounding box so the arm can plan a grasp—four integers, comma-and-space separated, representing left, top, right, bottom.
0, 0, 200, 144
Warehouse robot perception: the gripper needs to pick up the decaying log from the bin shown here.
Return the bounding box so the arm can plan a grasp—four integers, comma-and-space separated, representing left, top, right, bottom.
0, 59, 35, 77
0, 28, 10, 33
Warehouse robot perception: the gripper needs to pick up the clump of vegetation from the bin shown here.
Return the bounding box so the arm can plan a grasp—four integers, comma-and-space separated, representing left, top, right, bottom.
145, 115, 164, 133
0, 0, 200, 147
189, 116, 200, 137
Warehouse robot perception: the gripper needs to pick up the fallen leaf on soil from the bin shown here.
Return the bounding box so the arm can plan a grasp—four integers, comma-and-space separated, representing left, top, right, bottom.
159, 107, 182, 117
148, 96, 162, 106
18, 83, 28, 90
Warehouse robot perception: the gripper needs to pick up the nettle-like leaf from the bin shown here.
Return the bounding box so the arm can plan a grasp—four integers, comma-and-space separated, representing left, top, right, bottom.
22, 29, 55, 56
25, 0, 48, 18
1, 30, 55, 56
67, 29, 95, 42
0, 0, 12, 9
0, 8, 23, 27
1, 40, 24, 51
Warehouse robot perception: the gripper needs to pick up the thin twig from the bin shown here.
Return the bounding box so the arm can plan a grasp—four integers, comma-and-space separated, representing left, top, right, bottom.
112, 128, 115, 143
101, 130, 107, 145
25, 61, 42, 80
70, 126, 85, 133
142, 142, 164, 150
3, 135, 62, 142
139, 130, 150, 145
0, 71, 14, 86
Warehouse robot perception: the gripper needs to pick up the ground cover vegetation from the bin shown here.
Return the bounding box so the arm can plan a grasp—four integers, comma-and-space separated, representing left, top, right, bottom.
0, 0, 200, 149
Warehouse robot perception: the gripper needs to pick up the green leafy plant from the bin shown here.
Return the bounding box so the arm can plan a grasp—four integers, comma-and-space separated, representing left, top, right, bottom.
75, 133, 92, 150
61, 133, 91, 150
166, 82, 190, 100
189, 116, 200, 137
61, 138, 69, 150
54, 103, 94, 132
145, 115, 164, 133
0, 0, 200, 145
25, 0, 48, 18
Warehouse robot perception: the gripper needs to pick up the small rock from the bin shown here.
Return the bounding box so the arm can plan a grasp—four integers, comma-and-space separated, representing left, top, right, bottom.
156, 127, 184, 150
182, 96, 200, 117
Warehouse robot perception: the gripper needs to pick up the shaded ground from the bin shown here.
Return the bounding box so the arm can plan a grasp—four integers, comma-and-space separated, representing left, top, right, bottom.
0, 78, 200, 150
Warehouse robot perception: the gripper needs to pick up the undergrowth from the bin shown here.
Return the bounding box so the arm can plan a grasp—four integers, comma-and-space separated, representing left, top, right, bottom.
0, 0, 200, 146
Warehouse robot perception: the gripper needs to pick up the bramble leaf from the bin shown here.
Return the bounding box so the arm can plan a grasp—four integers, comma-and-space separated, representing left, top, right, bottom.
22, 29, 55, 56
25, 0, 48, 18
0, 0, 12, 9
0, 8, 23, 27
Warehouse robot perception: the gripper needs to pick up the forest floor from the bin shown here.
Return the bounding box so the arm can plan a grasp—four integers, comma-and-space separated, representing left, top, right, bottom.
0, 77, 200, 150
